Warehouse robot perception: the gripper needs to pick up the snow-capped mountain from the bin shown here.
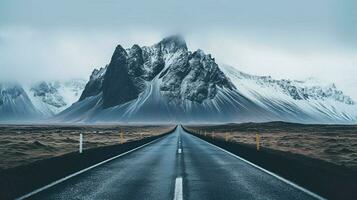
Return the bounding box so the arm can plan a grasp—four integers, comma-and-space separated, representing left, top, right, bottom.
26, 80, 86, 116
221, 66, 357, 123
56, 35, 357, 124
0, 80, 85, 121
0, 83, 42, 121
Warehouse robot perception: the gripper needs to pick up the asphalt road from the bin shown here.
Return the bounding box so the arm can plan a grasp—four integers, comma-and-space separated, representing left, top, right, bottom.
25, 126, 320, 200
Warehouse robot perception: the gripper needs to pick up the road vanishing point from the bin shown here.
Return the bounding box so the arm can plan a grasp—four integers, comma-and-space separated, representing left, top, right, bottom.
20, 126, 323, 200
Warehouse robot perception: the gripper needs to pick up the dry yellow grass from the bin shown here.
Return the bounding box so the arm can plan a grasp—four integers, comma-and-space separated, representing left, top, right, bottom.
189, 123, 357, 170
0, 125, 173, 170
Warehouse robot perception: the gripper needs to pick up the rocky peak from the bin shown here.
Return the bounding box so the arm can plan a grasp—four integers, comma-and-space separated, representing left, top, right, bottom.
90, 67, 106, 80
128, 44, 143, 57
230, 67, 355, 105
0, 83, 24, 101
79, 35, 235, 108
31, 81, 67, 108
127, 44, 145, 78
175, 49, 235, 103
79, 67, 106, 101
102, 44, 140, 108
156, 35, 187, 53
111, 45, 128, 65
191, 49, 205, 58
31, 81, 58, 97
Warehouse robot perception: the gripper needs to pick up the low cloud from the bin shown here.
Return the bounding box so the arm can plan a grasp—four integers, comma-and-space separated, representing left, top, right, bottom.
0, 26, 356, 98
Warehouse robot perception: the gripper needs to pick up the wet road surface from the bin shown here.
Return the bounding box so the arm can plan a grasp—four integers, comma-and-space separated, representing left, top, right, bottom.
26, 126, 320, 200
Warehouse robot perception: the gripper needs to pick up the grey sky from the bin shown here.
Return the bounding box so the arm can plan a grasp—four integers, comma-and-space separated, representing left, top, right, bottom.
0, 0, 357, 97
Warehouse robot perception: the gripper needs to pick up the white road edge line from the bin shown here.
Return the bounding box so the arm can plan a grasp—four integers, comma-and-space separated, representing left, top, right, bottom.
173, 177, 183, 200
189, 133, 326, 200
16, 136, 167, 200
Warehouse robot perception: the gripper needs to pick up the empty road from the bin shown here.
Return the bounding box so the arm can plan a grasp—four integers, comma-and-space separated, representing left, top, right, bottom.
23, 126, 321, 200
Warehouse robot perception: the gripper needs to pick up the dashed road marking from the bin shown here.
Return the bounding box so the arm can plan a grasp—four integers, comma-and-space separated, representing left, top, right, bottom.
173, 177, 183, 200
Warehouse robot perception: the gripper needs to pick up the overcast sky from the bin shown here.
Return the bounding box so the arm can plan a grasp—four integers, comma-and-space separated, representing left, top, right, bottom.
1, 0, 357, 97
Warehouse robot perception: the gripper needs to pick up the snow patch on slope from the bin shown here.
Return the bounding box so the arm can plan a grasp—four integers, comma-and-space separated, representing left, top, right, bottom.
55, 36, 357, 124
0, 83, 41, 121
221, 65, 357, 123
0, 80, 86, 121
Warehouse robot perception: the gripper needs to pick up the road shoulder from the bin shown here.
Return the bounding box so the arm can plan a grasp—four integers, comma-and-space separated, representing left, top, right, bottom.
183, 126, 357, 200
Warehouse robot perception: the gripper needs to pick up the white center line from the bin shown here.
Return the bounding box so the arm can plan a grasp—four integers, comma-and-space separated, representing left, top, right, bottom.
178, 148, 182, 154
173, 177, 183, 200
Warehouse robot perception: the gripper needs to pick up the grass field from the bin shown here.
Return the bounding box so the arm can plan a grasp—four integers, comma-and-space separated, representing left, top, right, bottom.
0, 125, 173, 170
187, 122, 357, 170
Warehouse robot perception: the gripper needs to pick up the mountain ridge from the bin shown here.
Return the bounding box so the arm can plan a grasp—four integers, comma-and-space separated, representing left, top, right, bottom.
1, 35, 356, 123
55, 36, 357, 124
0, 79, 86, 121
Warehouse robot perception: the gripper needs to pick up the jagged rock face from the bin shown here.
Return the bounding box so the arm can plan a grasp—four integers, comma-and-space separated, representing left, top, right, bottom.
231, 69, 354, 105
30, 80, 86, 110
57, 36, 357, 123
183, 50, 235, 102
31, 82, 67, 108
0, 80, 86, 121
80, 35, 235, 107
79, 67, 106, 101
0, 84, 26, 107
0, 84, 24, 101
102, 45, 142, 108
0, 83, 40, 120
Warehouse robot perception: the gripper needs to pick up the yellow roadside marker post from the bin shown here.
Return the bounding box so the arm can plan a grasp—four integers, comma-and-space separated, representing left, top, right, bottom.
120, 130, 124, 144
225, 132, 229, 142
256, 134, 260, 151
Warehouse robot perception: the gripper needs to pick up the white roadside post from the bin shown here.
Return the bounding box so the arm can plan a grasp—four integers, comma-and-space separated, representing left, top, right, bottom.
79, 133, 83, 153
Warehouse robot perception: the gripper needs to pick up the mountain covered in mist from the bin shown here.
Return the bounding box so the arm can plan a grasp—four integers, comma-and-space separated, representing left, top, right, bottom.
0, 80, 85, 121
54, 35, 357, 124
